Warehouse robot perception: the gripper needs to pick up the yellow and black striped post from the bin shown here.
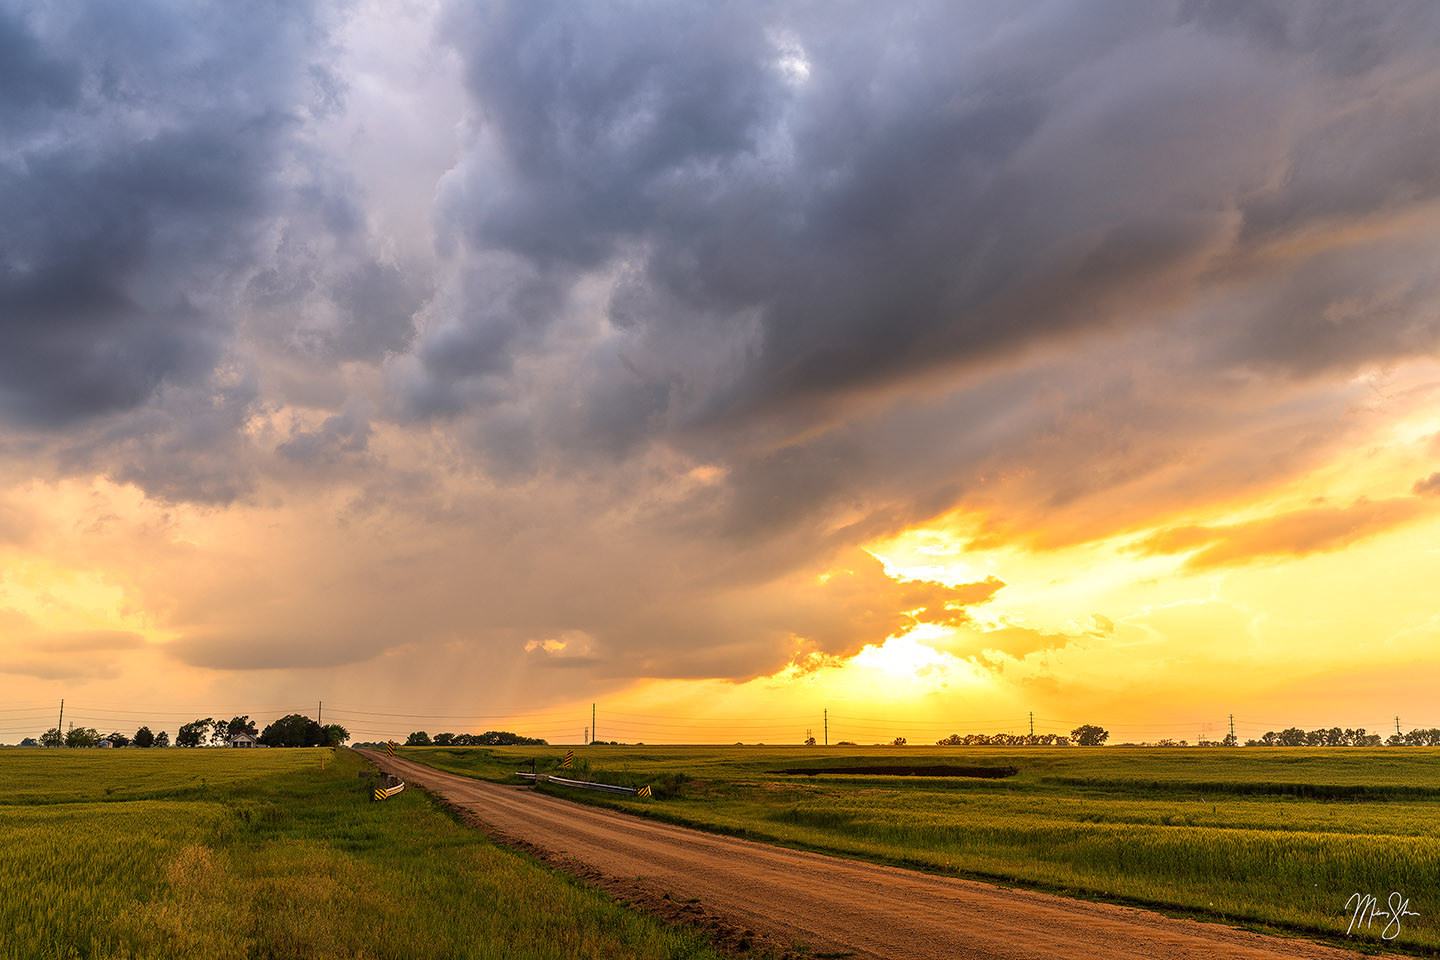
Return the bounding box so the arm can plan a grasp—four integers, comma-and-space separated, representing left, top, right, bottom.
386, 740, 395, 757
563, 749, 574, 768
637, 785, 652, 798
373, 779, 405, 801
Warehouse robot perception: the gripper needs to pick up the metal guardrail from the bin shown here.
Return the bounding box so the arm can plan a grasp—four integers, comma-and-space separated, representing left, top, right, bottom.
516, 771, 637, 796
371, 772, 405, 801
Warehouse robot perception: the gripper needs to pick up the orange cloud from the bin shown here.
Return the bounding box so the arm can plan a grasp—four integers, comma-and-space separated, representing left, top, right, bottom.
1137, 497, 1426, 571
898, 576, 1005, 628
1413, 472, 1440, 497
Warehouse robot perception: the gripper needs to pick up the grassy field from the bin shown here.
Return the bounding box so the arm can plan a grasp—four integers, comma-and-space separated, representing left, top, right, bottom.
0, 748, 726, 960
405, 744, 1439, 955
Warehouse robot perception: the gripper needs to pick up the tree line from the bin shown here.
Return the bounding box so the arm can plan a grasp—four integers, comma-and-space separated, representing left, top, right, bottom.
32, 726, 170, 748
403, 730, 547, 746
1245, 726, 1440, 747
926, 725, 1440, 747
934, 724, 1110, 746
30, 713, 348, 748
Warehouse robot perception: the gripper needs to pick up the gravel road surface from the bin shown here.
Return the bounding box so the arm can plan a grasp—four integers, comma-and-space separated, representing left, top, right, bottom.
357, 750, 1366, 960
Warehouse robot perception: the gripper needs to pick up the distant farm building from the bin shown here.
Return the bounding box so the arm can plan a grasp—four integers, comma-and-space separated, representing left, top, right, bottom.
97, 740, 114, 748
229, 732, 258, 748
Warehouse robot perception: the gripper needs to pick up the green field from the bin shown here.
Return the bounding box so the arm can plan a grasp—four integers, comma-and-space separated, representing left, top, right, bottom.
405, 744, 1440, 955
0, 748, 725, 960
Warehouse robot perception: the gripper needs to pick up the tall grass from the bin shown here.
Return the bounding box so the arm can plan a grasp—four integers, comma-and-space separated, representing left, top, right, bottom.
0, 748, 724, 960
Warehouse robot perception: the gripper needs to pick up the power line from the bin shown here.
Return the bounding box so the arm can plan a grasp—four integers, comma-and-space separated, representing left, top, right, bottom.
313, 706, 582, 721
832, 714, 1027, 725
604, 710, 816, 722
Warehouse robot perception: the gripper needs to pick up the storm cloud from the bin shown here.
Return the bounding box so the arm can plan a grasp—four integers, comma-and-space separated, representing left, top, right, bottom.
4, 0, 1440, 706
0, 2, 338, 429
415, 2, 1440, 451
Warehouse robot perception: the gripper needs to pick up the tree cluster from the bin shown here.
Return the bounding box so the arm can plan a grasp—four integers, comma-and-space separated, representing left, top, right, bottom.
65, 727, 100, 748
176, 716, 260, 747
36, 713, 344, 748
257, 714, 348, 748
406, 730, 547, 746
1244, 726, 1440, 747
932, 729, 1096, 747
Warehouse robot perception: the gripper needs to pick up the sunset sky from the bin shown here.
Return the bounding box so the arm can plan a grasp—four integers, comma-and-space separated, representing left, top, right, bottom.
4, 1, 1440, 745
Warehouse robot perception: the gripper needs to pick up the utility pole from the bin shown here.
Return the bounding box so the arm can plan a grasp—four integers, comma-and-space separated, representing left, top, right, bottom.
318, 701, 322, 726
1396, 716, 1402, 737
1029, 712, 1034, 738
592, 703, 596, 744
824, 708, 828, 746
1229, 714, 1235, 740
57, 699, 64, 736
583, 726, 589, 745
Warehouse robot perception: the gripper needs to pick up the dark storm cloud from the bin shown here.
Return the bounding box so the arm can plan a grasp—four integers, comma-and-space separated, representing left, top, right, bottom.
0, 8, 78, 118
418, 1, 1440, 465
0, 1, 327, 428
1178, 0, 1435, 80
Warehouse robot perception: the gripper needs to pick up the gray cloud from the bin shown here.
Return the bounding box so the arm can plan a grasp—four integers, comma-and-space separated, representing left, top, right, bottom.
59, 373, 262, 505
0, 2, 328, 430
0, 8, 79, 120
411, 1, 1440, 464
277, 398, 373, 465
330, 262, 425, 361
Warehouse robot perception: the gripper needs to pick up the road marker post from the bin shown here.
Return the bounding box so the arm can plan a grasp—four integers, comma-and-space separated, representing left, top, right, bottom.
637, 785, 652, 798
372, 776, 405, 802
563, 749, 574, 769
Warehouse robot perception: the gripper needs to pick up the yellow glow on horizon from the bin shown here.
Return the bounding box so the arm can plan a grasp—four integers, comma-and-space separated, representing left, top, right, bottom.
3, 364, 1439, 739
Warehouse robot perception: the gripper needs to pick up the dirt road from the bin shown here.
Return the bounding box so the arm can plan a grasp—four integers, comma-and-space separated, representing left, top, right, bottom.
357, 750, 1366, 960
